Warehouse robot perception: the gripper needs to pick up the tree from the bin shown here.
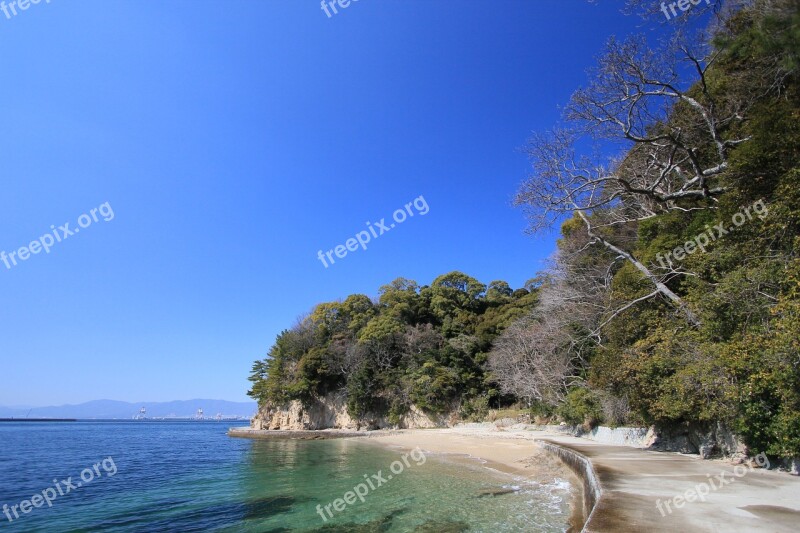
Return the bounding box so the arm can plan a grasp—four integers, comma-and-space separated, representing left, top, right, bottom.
248, 272, 538, 420
487, 315, 577, 406
486, 280, 513, 302
430, 272, 487, 335
513, 17, 789, 326
487, 227, 610, 408
247, 359, 269, 403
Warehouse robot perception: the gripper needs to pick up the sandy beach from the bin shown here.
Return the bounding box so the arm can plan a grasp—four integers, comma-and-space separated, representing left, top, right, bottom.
359, 427, 800, 532
364, 429, 570, 478
361, 428, 587, 530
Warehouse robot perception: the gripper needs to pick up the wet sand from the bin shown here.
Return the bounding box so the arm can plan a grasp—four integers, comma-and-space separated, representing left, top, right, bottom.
363, 429, 586, 530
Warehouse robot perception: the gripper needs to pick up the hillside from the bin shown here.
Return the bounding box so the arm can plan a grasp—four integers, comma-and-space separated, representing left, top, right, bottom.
248, 0, 799, 462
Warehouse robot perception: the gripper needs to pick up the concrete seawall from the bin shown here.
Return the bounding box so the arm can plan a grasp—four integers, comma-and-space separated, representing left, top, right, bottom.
537, 440, 602, 532
452, 427, 800, 531
532, 433, 800, 532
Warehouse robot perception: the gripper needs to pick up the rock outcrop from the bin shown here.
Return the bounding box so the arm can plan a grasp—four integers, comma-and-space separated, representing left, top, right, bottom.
648, 421, 749, 459
251, 392, 453, 431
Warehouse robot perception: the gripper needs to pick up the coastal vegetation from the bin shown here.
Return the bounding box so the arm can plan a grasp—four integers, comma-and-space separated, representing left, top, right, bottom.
250, 0, 799, 459
248, 273, 540, 425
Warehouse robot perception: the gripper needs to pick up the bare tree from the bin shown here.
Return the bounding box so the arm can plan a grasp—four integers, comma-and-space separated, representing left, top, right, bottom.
487, 314, 578, 405
365, 335, 403, 371
620, 0, 729, 20
488, 242, 610, 405
518, 0, 795, 328
515, 30, 757, 326
401, 324, 444, 365
493, 0, 795, 419
327, 336, 357, 375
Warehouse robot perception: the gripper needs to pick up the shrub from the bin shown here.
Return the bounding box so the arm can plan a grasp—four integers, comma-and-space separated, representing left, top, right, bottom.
459, 396, 490, 422
558, 388, 603, 427
529, 399, 555, 420
409, 362, 460, 414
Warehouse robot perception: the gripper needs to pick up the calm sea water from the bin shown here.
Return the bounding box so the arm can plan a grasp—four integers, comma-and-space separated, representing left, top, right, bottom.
0, 421, 572, 532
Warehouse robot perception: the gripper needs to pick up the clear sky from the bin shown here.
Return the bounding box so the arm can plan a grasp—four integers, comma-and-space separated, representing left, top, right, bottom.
0, 0, 661, 406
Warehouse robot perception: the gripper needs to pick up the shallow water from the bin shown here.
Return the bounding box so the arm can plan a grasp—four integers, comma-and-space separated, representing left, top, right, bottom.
0, 421, 571, 532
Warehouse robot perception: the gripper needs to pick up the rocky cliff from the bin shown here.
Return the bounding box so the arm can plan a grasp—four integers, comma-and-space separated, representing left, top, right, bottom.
251, 392, 455, 431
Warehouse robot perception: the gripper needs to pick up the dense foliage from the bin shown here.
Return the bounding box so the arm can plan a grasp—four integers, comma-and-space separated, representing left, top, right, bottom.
248, 273, 539, 423
504, 0, 800, 458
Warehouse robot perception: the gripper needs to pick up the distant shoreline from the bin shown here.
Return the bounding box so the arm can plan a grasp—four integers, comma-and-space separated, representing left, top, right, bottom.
2, 418, 248, 422
228, 427, 370, 439
0, 418, 76, 422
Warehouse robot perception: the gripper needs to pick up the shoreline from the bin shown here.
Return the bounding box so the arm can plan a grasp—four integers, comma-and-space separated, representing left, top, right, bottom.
360, 429, 587, 532
536, 439, 601, 531
228, 427, 369, 439
228, 426, 800, 532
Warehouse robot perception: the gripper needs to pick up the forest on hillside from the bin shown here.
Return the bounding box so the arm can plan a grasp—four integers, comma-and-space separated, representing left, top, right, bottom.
249, 0, 800, 459
247, 273, 540, 423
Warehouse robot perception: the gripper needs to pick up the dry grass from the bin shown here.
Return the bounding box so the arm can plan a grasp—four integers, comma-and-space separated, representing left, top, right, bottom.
486, 408, 529, 422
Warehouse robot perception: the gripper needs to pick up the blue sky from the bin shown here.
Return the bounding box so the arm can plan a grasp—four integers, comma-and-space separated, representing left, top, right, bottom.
0, 0, 662, 406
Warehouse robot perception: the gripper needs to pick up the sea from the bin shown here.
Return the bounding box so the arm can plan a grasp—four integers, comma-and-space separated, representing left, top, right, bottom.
0, 421, 573, 532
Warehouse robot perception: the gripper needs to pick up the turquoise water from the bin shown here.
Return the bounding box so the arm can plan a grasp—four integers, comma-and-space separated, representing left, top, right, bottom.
0, 422, 572, 532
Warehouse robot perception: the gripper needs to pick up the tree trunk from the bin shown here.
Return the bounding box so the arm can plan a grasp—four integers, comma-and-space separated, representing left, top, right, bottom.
577, 213, 703, 328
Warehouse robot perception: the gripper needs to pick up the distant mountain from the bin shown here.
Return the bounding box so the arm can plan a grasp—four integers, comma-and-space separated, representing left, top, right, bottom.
0, 399, 257, 419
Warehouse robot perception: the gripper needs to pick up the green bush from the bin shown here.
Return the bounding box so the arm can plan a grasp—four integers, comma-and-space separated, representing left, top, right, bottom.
459, 396, 490, 422
248, 272, 540, 423
409, 362, 460, 414
387, 399, 410, 426
529, 399, 555, 420
558, 388, 603, 427
346, 364, 383, 418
